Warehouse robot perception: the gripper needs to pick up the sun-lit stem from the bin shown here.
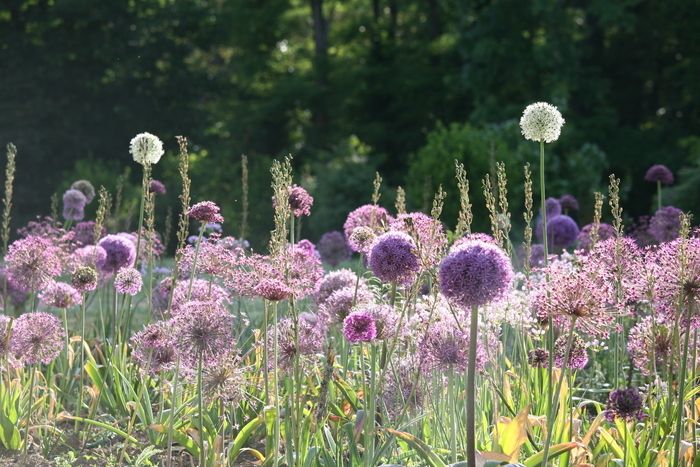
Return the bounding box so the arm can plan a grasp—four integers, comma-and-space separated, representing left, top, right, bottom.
466, 304, 479, 467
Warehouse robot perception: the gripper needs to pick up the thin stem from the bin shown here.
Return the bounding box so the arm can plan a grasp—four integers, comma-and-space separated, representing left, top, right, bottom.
198, 352, 206, 467
23, 366, 36, 460
466, 304, 478, 467
673, 318, 693, 467
657, 180, 662, 210
272, 301, 280, 467
187, 222, 207, 299
165, 357, 181, 467
450, 368, 458, 464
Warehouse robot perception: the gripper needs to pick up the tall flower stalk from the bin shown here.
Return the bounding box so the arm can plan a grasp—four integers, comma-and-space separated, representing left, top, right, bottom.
1, 143, 16, 313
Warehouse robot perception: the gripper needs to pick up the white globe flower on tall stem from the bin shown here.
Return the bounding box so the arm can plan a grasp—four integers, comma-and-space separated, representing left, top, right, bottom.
130, 132, 164, 165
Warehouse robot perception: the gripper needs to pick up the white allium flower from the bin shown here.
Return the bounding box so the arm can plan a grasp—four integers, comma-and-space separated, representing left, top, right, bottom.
519, 102, 565, 143
130, 132, 164, 165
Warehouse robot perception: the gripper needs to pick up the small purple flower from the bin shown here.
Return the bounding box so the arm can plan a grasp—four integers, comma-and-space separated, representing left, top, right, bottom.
5, 236, 63, 293
255, 279, 292, 302
114, 267, 143, 296
559, 194, 579, 212
70, 180, 96, 204
604, 387, 644, 422
172, 301, 234, 367
368, 231, 420, 285
343, 310, 377, 343
62, 189, 87, 221
288, 185, 313, 217
315, 269, 367, 306
149, 179, 167, 195
530, 244, 546, 267
535, 198, 563, 240
71, 266, 98, 293
39, 281, 81, 308
648, 206, 682, 243
344, 205, 392, 252
188, 201, 225, 224
546, 215, 580, 249
577, 223, 615, 251
317, 231, 352, 266
98, 234, 136, 273
527, 348, 549, 368
439, 240, 513, 309
645, 164, 674, 185
130, 321, 177, 375
10, 312, 65, 365
554, 334, 588, 370
72, 221, 101, 246
320, 286, 374, 324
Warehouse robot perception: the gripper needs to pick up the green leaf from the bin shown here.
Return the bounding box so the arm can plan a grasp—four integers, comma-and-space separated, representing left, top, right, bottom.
385, 428, 447, 467
522, 442, 581, 467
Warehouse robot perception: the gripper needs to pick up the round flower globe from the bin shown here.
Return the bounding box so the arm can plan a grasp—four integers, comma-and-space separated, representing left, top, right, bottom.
130, 132, 164, 165
519, 102, 565, 143
644, 164, 674, 185
97, 234, 136, 273
368, 231, 420, 285
71, 180, 96, 204
546, 215, 580, 249
439, 240, 513, 308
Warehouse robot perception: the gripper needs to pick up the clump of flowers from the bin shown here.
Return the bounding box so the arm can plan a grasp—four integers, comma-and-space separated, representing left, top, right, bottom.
577, 223, 615, 251
519, 102, 565, 143
546, 215, 580, 250
343, 310, 377, 343
149, 179, 167, 195
320, 286, 374, 324
627, 316, 674, 376
114, 267, 143, 296
604, 387, 644, 421
70, 180, 96, 204
390, 212, 447, 267
255, 279, 292, 302
188, 201, 225, 224
288, 185, 313, 217
317, 231, 351, 266
39, 281, 81, 308
130, 132, 164, 165
554, 333, 589, 370
130, 321, 177, 375
368, 231, 420, 285
419, 318, 485, 372
439, 240, 513, 309
315, 269, 370, 305
528, 348, 550, 368
170, 279, 230, 316
644, 164, 674, 185
10, 312, 65, 365
357, 304, 399, 340
344, 205, 392, 252
265, 314, 326, 372
648, 206, 682, 243
5, 235, 64, 293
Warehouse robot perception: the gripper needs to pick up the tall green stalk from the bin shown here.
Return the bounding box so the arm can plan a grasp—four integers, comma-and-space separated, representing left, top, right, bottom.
198, 352, 206, 467
672, 318, 693, 467
466, 304, 479, 467
22, 366, 36, 461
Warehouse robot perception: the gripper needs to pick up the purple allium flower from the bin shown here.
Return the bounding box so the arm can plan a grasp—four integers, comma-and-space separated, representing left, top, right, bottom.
172, 300, 234, 367
527, 348, 549, 368
559, 194, 579, 212
554, 333, 588, 370
343, 310, 377, 343
266, 314, 326, 372
348, 226, 376, 254
62, 189, 87, 221
577, 223, 616, 251
390, 212, 448, 267
205, 222, 222, 234
39, 281, 81, 308
178, 239, 240, 278
0, 315, 11, 358
604, 388, 644, 422
170, 279, 230, 317
628, 316, 674, 376
546, 215, 580, 249
648, 206, 682, 243
151, 278, 173, 318
71, 266, 98, 293
368, 231, 420, 285
317, 231, 352, 266
288, 185, 313, 217
10, 312, 64, 365
382, 358, 424, 421
419, 318, 485, 372
5, 235, 64, 293
98, 234, 136, 273
72, 221, 100, 246
0, 267, 29, 307
255, 279, 292, 302
149, 179, 167, 195
651, 238, 700, 325
201, 351, 245, 405
70, 180, 96, 204
72, 245, 107, 272
114, 267, 143, 296
439, 240, 513, 309
344, 205, 392, 252
315, 269, 369, 306
130, 321, 177, 375
644, 164, 674, 185
296, 239, 319, 259
320, 286, 374, 324
356, 304, 399, 340
530, 244, 546, 267
188, 201, 225, 224
450, 233, 497, 254
535, 198, 563, 240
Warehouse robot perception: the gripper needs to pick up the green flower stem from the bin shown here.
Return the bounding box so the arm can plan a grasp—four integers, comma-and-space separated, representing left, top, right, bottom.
466, 304, 479, 467
673, 317, 693, 467
22, 366, 36, 461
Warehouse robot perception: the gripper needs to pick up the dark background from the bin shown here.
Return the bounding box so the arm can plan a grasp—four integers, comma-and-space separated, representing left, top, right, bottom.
2, 0, 699, 249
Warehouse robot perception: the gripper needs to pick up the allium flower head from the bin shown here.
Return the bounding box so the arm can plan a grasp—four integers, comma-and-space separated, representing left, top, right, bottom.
317, 231, 352, 266
201, 351, 246, 406
419, 318, 485, 372
554, 333, 589, 370
130, 132, 164, 165
519, 102, 565, 143
544, 197, 563, 218
450, 233, 497, 254
547, 215, 580, 249
188, 201, 224, 223
10, 312, 64, 365
315, 269, 368, 306
0, 315, 11, 358
439, 240, 513, 309
288, 185, 313, 217
5, 235, 63, 293
628, 316, 674, 376
72, 221, 100, 246
348, 226, 376, 254
343, 310, 377, 343
39, 281, 81, 308
0, 268, 29, 307
559, 194, 579, 212
648, 206, 682, 243
130, 321, 177, 375
344, 205, 392, 252
97, 234, 136, 273
528, 348, 549, 368
266, 314, 326, 372
71, 180, 96, 204
390, 212, 448, 267
651, 238, 700, 325
577, 223, 615, 251
645, 164, 674, 185
530, 244, 546, 267
72, 245, 107, 271
321, 286, 374, 324
149, 179, 167, 195
604, 388, 644, 422
356, 304, 399, 340
72, 266, 98, 293
62, 189, 87, 221
368, 231, 420, 285
172, 301, 234, 367
255, 279, 292, 302
382, 358, 424, 421
170, 279, 230, 317
114, 267, 143, 296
